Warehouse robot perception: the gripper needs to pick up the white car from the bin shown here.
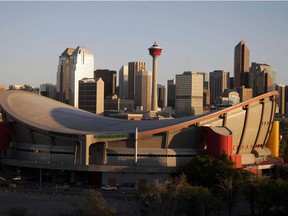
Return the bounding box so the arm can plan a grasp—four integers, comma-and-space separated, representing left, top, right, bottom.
101, 184, 117, 191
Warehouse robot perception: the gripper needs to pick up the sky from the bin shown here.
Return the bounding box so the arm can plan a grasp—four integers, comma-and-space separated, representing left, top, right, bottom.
0, 1, 288, 88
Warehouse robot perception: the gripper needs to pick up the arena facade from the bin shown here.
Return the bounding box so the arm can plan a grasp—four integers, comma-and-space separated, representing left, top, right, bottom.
0, 90, 279, 187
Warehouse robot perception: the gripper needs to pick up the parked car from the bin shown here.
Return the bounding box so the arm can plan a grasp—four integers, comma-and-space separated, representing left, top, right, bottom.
101, 184, 117, 191
12, 176, 22, 181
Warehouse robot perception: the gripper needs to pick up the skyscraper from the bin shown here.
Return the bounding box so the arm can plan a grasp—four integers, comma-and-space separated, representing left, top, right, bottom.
40, 83, 57, 100
239, 87, 253, 102
234, 40, 250, 89
78, 78, 104, 115
157, 84, 166, 109
94, 69, 116, 98
203, 89, 210, 112
167, 79, 176, 109
276, 84, 286, 115
175, 72, 203, 117
209, 70, 230, 105
128, 62, 146, 100
135, 70, 151, 111
56, 48, 75, 103
119, 65, 128, 99
250, 62, 276, 96
69, 46, 94, 108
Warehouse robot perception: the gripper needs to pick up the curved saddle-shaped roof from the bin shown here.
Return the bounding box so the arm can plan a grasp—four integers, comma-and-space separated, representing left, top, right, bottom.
0, 90, 278, 138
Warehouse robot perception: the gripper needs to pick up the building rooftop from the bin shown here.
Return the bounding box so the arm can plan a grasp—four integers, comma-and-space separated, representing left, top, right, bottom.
0, 90, 200, 136
73, 46, 93, 56
61, 48, 75, 56
0, 90, 279, 138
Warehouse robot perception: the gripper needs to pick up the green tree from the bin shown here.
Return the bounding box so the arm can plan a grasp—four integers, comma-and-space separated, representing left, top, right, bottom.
241, 173, 270, 216
252, 177, 288, 216
68, 189, 117, 216
271, 164, 288, 180
179, 154, 241, 188
140, 174, 216, 216
279, 119, 288, 161
179, 185, 216, 216
216, 175, 239, 216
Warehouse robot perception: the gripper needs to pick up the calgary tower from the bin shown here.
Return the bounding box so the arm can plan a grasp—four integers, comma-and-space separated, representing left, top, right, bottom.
149, 42, 162, 112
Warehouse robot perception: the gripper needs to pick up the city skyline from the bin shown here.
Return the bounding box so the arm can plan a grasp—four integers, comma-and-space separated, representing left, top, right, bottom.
1, 1, 288, 88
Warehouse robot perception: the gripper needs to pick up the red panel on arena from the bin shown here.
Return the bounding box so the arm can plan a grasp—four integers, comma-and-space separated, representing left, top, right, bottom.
0, 122, 15, 149
202, 126, 232, 159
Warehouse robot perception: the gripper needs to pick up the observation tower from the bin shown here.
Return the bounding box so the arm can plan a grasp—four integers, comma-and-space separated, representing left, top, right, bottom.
149, 42, 162, 111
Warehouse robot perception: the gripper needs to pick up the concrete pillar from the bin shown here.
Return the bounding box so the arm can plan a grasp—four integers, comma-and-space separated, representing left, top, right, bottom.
39, 168, 42, 186
80, 138, 88, 165
135, 128, 138, 164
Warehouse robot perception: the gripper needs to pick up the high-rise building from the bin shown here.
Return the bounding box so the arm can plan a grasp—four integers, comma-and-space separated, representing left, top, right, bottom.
69, 46, 94, 108
175, 72, 203, 117
40, 83, 57, 100
197, 72, 208, 88
56, 48, 75, 103
239, 87, 253, 102
94, 69, 116, 98
250, 62, 276, 96
209, 70, 230, 105
229, 77, 234, 89
78, 78, 104, 115
203, 89, 210, 112
128, 62, 146, 100
234, 40, 250, 89
157, 84, 166, 109
57, 46, 94, 108
276, 84, 286, 115
167, 79, 176, 109
135, 70, 152, 111
119, 66, 129, 99
104, 96, 134, 111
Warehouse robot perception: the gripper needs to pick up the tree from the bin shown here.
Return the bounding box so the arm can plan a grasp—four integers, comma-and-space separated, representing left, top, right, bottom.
271, 164, 288, 180
67, 189, 117, 216
216, 175, 240, 216
242, 173, 266, 216
249, 177, 288, 216
179, 185, 216, 216
140, 174, 216, 216
179, 154, 240, 188
279, 119, 288, 161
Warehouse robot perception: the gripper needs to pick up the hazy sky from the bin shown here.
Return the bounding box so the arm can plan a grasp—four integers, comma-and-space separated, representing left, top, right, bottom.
1, 1, 288, 88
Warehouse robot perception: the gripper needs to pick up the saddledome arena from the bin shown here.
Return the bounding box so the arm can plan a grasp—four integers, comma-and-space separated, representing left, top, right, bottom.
0, 90, 279, 187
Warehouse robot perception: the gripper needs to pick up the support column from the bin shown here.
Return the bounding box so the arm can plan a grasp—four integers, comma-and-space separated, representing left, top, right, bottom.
135, 128, 138, 164
103, 142, 107, 165
39, 168, 42, 186
165, 131, 169, 166
80, 137, 88, 166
